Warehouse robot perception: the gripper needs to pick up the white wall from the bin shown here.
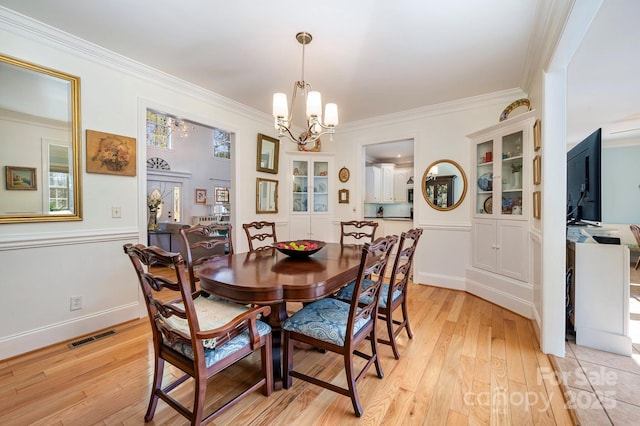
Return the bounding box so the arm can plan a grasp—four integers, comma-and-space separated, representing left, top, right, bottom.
330, 91, 528, 291
0, 11, 278, 358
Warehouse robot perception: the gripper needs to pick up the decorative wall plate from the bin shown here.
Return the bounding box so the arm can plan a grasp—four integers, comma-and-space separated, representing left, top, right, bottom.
499, 98, 531, 122
338, 167, 350, 183
477, 172, 493, 191
147, 157, 170, 170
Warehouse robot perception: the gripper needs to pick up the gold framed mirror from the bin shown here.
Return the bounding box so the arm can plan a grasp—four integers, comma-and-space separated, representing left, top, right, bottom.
422, 159, 467, 211
256, 178, 278, 213
256, 133, 279, 174
0, 54, 82, 223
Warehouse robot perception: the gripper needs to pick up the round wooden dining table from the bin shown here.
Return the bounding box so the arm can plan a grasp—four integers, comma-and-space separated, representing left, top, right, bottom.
197, 242, 364, 388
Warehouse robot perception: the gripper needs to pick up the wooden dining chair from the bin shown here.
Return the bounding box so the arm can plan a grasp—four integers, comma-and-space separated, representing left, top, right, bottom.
630, 225, 640, 270
282, 235, 398, 417
340, 220, 379, 245
336, 228, 423, 359
123, 243, 272, 425
179, 224, 233, 292
242, 221, 277, 252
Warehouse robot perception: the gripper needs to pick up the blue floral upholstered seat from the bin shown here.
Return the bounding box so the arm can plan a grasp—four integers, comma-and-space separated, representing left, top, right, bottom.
337, 228, 423, 359
123, 243, 272, 425
282, 235, 397, 417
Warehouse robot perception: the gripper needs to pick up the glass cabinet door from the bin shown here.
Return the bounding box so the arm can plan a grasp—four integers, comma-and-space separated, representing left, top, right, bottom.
500, 130, 523, 216
476, 140, 494, 215
291, 159, 330, 214
312, 161, 328, 212
292, 160, 309, 213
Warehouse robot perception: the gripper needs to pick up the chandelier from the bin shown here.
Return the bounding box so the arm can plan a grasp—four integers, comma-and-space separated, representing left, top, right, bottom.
272, 32, 339, 147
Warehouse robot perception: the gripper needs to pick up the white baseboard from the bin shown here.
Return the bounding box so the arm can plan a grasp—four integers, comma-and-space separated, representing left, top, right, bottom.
466, 273, 534, 319
415, 271, 466, 291
0, 302, 141, 360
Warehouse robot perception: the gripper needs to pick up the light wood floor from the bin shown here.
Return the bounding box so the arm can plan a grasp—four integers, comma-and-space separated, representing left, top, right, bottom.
0, 281, 574, 425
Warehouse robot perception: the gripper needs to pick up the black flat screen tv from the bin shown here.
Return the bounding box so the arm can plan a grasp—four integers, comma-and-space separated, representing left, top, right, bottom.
566, 128, 602, 225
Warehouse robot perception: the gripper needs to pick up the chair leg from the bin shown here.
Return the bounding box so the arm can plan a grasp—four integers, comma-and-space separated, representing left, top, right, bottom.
402, 300, 413, 339
282, 332, 293, 389
192, 375, 207, 425
386, 313, 401, 360
370, 326, 384, 379
262, 334, 273, 396
635, 256, 640, 270
344, 352, 363, 417
144, 356, 164, 421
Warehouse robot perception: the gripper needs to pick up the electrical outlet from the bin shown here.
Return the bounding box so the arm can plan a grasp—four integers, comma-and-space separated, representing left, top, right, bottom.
70, 296, 82, 311
112, 206, 121, 218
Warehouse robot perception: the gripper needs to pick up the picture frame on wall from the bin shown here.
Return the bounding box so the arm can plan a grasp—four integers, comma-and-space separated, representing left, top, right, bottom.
5, 166, 37, 190
215, 187, 229, 203
533, 155, 541, 185
195, 188, 207, 204
256, 133, 279, 174
338, 188, 349, 204
533, 119, 542, 152
86, 129, 137, 176
533, 191, 541, 219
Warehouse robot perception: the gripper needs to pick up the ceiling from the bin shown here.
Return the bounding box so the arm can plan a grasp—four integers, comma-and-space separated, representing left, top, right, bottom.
1, 1, 637, 149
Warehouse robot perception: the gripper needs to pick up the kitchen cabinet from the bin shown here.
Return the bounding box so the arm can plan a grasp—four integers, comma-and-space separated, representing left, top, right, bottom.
365, 163, 395, 203
289, 154, 333, 240
393, 169, 409, 203
365, 165, 381, 203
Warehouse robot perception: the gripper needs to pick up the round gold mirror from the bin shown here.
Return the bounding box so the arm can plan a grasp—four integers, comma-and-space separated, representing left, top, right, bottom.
422, 159, 467, 211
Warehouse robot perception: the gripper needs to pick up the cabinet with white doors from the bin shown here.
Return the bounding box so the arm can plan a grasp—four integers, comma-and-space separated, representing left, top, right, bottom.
365, 163, 395, 203
289, 153, 333, 241
468, 110, 536, 282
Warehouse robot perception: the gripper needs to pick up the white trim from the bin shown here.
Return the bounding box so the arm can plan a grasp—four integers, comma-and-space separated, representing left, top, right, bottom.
0, 228, 138, 250
0, 302, 140, 360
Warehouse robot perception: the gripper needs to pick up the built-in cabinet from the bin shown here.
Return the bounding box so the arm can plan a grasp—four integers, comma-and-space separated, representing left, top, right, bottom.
289, 154, 333, 241
366, 163, 411, 203
393, 168, 409, 203
468, 111, 536, 282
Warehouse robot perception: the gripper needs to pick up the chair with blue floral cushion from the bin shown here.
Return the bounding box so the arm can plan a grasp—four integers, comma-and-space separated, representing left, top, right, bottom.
281, 235, 397, 417
336, 228, 423, 359
123, 243, 272, 425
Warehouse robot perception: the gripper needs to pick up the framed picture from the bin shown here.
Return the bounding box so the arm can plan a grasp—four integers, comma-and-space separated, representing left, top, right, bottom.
533, 119, 542, 152
533, 191, 541, 219
533, 155, 541, 185
338, 188, 349, 204
215, 187, 229, 203
86, 130, 137, 176
195, 188, 207, 204
256, 133, 279, 174
256, 178, 278, 214
338, 167, 350, 183
6, 166, 37, 190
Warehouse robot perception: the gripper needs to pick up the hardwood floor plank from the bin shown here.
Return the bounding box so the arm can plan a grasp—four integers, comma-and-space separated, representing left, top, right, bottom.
0, 281, 573, 425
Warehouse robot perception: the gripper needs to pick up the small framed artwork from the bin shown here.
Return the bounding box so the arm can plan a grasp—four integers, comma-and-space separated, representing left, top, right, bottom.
215, 187, 229, 203
533, 119, 542, 152
195, 188, 207, 204
338, 188, 349, 204
6, 166, 37, 190
533, 191, 541, 219
256, 133, 279, 174
86, 129, 137, 176
338, 167, 350, 183
533, 155, 541, 185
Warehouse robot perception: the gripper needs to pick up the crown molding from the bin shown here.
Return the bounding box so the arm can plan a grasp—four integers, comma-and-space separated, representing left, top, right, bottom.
341, 88, 528, 133
0, 7, 271, 124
